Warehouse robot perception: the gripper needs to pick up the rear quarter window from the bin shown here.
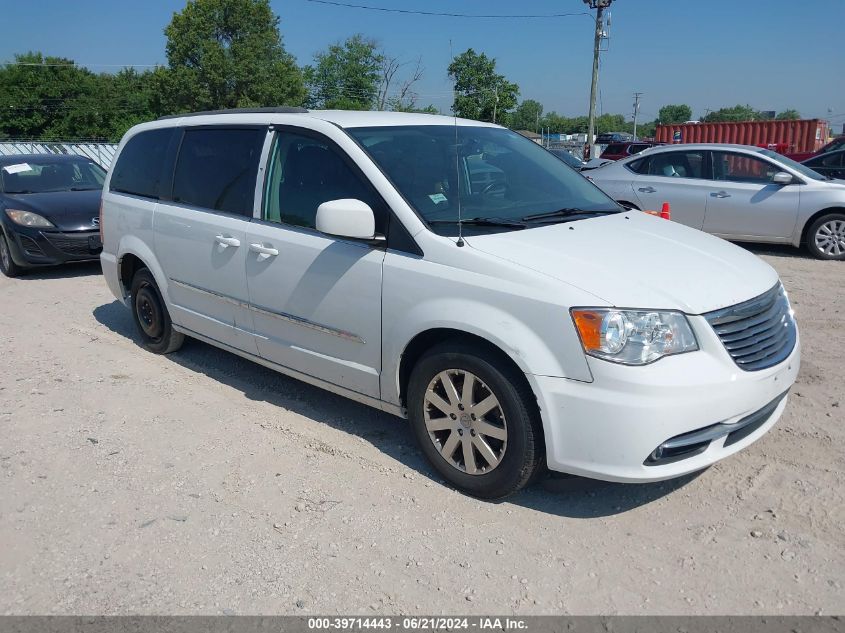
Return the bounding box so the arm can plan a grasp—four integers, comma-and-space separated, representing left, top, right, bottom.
110, 128, 174, 199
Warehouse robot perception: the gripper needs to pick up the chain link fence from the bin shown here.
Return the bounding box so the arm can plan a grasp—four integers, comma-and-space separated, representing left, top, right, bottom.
0, 140, 118, 168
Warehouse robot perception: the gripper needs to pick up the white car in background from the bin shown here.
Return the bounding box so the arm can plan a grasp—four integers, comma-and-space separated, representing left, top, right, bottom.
588, 143, 845, 260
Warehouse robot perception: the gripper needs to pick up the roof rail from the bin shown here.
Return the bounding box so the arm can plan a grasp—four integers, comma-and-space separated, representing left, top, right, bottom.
158, 106, 309, 120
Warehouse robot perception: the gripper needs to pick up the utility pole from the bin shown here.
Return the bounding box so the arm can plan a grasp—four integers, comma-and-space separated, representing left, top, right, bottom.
583, 0, 613, 159
492, 85, 499, 124
632, 92, 642, 140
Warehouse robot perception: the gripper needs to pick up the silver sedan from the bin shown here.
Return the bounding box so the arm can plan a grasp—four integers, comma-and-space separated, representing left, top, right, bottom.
588, 143, 845, 260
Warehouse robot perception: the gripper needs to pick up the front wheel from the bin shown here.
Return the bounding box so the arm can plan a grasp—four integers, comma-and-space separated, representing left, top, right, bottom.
130, 268, 184, 354
0, 233, 24, 278
806, 213, 845, 260
407, 342, 544, 499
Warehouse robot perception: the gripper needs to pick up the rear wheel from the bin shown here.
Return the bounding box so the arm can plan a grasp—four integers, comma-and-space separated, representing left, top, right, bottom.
0, 233, 24, 278
407, 342, 544, 499
806, 213, 845, 260
130, 268, 184, 354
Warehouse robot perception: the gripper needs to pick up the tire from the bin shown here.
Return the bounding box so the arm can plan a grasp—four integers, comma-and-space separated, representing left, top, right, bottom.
407, 342, 544, 499
806, 213, 845, 260
130, 268, 184, 354
0, 233, 24, 278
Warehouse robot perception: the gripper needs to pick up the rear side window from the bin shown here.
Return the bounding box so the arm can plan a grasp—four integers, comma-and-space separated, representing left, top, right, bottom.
648, 151, 706, 179
110, 128, 174, 199
172, 127, 266, 216
627, 157, 649, 174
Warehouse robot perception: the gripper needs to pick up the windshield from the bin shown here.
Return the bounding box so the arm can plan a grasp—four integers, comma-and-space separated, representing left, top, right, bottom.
1, 160, 106, 194
758, 149, 827, 181
348, 125, 620, 234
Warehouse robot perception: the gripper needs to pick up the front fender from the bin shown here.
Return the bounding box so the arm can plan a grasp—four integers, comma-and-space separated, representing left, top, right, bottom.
381, 297, 593, 407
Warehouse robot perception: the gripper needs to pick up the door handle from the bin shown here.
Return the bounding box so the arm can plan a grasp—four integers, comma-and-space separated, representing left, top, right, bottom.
638, 187, 657, 193
711, 191, 732, 198
215, 235, 241, 248
249, 243, 279, 260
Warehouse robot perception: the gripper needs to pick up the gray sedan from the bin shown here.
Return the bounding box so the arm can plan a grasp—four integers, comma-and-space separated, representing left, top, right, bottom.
588, 143, 845, 260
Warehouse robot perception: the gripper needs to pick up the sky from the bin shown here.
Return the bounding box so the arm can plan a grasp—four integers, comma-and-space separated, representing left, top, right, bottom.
1, 0, 843, 128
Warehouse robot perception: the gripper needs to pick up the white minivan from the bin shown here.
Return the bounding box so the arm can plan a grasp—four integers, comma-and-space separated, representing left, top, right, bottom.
101, 108, 800, 498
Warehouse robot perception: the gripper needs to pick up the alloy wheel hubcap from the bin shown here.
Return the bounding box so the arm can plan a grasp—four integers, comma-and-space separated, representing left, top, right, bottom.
423, 369, 507, 475
815, 220, 845, 256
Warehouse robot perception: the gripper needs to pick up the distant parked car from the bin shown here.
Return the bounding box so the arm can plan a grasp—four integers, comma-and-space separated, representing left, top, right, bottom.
787, 137, 845, 162
589, 143, 845, 260
547, 148, 587, 170
0, 155, 105, 277
600, 141, 665, 161
802, 149, 845, 181
595, 132, 633, 144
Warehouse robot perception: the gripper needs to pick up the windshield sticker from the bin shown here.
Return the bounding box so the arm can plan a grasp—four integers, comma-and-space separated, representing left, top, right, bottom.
2, 163, 33, 174
428, 193, 448, 204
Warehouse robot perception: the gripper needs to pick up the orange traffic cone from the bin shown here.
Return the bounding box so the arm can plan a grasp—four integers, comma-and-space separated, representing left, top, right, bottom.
659, 202, 671, 220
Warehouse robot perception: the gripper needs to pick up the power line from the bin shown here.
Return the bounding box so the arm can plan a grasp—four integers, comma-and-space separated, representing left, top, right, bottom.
303, 0, 591, 19
1, 62, 161, 68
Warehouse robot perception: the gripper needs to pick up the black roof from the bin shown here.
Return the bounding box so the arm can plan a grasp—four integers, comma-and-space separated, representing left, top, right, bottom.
158, 106, 309, 120
0, 154, 94, 164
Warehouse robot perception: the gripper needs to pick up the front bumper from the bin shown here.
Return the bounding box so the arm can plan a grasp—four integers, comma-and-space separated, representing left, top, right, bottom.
529, 315, 800, 483
2, 223, 102, 267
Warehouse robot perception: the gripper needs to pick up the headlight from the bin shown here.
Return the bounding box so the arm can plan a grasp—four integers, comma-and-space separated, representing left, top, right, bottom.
571, 308, 698, 365
5, 209, 54, 228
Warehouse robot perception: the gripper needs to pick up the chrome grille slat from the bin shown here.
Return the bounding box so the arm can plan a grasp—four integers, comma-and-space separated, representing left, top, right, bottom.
712, 299, 784, 335
726, 329, 789, 358
706, 285, 780, 324
733, 330, 790, 363
723, 319, 788, 350
704, 283, 796, 372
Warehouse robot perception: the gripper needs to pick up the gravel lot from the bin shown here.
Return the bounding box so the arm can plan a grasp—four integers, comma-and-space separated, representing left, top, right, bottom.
1, 245, 843, 615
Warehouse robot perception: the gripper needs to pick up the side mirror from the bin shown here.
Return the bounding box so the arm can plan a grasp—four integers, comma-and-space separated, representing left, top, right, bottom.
772, 171, 794, 185
316, 199, 381, 242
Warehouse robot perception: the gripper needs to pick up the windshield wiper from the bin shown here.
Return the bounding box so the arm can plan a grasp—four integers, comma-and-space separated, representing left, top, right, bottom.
428, 217, 527, 229
69, 186, 101, 191
4, 190, 33, 194
522, 208, 617, 222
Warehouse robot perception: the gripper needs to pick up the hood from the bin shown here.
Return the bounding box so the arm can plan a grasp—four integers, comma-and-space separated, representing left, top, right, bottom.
464, 212, 779, 314
2, 189, 101, 231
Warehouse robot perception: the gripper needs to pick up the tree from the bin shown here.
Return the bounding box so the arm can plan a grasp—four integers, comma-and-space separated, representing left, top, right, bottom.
0, 52, 165, 141
377, 55, 427, 112
0, 52, 94, 139
163, 0, 305, 112
635, 120, 657, 139
776, 109, 801, 120
448, 49, 519, 123
595, 113, 627, 135
511, 99, 543, 131
306, 34, 383, 110
657, 104, 693, 124
703, 104, 758, 122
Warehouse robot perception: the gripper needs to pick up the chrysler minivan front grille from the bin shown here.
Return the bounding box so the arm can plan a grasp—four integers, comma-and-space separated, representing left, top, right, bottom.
704, 283, 796, 372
